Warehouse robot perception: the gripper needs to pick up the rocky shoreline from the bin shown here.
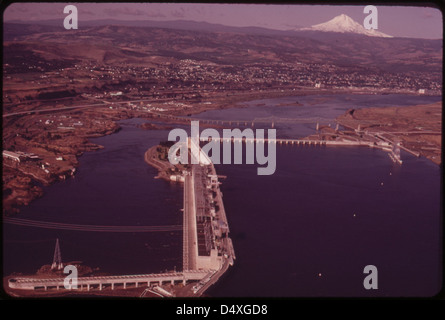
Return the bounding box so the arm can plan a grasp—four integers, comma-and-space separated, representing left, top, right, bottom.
2, 109, 122, 215
144, 144, 186, 182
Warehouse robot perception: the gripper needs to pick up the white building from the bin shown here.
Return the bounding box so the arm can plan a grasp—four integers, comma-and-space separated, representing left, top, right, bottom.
3, 150, 21, 162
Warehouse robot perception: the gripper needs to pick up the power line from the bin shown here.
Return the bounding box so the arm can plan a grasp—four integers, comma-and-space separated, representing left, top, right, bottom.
3, 217, 182, 233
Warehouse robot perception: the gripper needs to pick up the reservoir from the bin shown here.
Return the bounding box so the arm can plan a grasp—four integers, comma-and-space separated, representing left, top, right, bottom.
3, 123, 183, 276
3, 94, 442, 297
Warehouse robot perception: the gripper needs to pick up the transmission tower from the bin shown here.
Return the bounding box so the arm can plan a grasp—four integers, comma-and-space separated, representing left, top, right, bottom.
51, 238, 63, 270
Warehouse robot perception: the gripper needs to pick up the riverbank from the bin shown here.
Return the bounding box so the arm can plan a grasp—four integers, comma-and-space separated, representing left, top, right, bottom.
2, 116, 121, 215
2, 87, 319, 215
336, 101, 442, 165
144, 145, 186, 182
4, 90, 440, 215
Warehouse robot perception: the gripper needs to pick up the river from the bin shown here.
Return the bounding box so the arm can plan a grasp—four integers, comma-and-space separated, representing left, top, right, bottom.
3, 93, 442, 297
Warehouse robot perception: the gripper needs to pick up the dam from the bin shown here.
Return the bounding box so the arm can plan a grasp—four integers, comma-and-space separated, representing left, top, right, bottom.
7, 139, 235, 297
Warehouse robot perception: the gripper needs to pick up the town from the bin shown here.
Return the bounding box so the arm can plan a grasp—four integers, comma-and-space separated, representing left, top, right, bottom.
3, 59, 441, 108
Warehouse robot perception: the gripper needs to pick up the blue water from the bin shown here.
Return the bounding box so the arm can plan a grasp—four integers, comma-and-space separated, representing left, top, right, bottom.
210, 145, 441, 297
3, 94, 442, 297
3, 119, 183, 276
194, 93, 441, 138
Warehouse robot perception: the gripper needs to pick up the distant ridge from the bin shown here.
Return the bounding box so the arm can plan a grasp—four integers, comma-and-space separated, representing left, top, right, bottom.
4, 18, 300, 36
6, 17, 438, 40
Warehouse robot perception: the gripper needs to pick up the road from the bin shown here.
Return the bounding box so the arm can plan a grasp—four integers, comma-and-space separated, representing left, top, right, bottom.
2, 103, 107, 118
183, 169, 197, 271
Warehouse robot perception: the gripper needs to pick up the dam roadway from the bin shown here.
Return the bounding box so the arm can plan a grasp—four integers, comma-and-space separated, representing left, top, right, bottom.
183, 169, 197, 271
181, 155, 236, 295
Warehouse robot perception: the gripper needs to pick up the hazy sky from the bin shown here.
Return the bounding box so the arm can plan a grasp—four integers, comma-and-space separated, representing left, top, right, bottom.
3, 3, 443, 39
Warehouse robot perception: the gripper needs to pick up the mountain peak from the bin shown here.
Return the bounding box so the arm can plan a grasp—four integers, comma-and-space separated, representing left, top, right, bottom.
300, 14, 393, 38
333, 14, 353, 21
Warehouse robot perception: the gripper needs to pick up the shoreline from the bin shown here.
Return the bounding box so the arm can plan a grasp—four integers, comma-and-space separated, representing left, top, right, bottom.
4, 91, 441, 215
144, 145, 178, 182
336, 101, 442, 165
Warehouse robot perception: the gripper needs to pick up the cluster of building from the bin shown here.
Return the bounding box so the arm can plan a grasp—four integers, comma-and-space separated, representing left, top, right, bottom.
3, 150, 40, 163
126, 60, 441, 94
3, 149, 73, 177
5, 56, 440, 105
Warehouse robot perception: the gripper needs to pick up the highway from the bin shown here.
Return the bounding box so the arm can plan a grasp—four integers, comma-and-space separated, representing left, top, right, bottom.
2, 103, 107, 118
183, 170, 197, 271
2, 97, 156, 118
2, 97, 184, 118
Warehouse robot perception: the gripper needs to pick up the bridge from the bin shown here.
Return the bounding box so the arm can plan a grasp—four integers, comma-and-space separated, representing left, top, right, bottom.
8, 270, 210, 291
199, 136, 382, 147
151, 112, 329, 127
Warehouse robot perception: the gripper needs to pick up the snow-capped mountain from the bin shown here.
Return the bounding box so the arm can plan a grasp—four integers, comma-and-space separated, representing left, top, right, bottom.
300, 14, 393, 38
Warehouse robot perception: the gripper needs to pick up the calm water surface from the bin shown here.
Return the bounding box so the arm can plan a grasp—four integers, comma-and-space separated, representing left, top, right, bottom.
3, 94, 442, 297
